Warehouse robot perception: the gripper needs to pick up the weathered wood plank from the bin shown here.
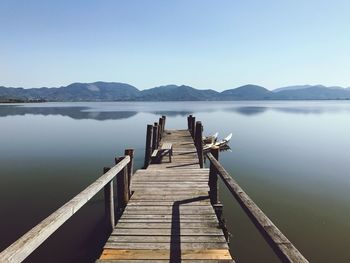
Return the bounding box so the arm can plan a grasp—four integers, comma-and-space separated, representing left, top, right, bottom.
115, 222, 219, 229
106, 235, 227, 243
100, 249, 232, 260
112, 228, 223, 236
97, 260, 234, 263
121, 217, 216, 220
127, 201, 210, 206
104, 242, 228, 250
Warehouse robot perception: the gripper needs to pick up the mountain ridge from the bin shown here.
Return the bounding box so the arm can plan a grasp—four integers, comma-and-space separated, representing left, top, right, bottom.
1, 82, 350, 102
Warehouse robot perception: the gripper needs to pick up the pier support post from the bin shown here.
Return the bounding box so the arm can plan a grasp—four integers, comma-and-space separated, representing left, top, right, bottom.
187, 115, 191, 130
143, 124, 153, 169
162, 115, 166, 131
124, 149, 134, 198
103, 167, 115, 231
209, 146, 219, 204
195, 121, 204, 168
152, 123, 159, 150
115, 156, 129, 215
159, 117, 164, 141
191, 116, 196, 138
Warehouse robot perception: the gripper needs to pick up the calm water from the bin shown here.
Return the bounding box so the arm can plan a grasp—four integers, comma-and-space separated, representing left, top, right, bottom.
0, 101, 349, 262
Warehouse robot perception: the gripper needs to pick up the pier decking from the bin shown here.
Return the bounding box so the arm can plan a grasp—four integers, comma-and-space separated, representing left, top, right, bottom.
98, 129, 232, 262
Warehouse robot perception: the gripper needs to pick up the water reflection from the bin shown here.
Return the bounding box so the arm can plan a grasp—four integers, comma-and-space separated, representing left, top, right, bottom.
225, 104, 350, 116
1, 102, 350, 121
0, 105, 138, 120
229, 107, 267, 116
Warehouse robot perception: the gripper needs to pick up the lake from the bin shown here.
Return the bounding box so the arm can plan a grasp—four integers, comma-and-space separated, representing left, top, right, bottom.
0, 101, 349, 262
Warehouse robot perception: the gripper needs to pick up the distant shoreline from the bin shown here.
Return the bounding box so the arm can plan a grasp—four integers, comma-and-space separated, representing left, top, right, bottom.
2, 82, 350, 101
1, 99, 350, 104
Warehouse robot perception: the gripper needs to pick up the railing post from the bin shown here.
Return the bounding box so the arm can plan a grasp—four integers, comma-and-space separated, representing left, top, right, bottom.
152, 122, 159, 151
187, 115, 191, 130
159, 117, 164, 141
124, 149, 134, 198
195, 121, 204, 168
144, 124, 153, 169
115, 156, 129, 215
162, 115, 166, 131
103, 167, 115, 231
209, 146, 219, 204
191, 116, 196, 139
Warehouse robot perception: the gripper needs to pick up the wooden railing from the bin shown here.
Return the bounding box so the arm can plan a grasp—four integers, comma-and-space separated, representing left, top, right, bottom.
0, 150, 134, 263
187, 114, 308, 262
143, 115, 166, 168
206, 148, 309, 263
187, 115, 204, 168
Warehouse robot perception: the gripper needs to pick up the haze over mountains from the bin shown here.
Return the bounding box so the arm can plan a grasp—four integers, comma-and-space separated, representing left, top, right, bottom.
1, 82, 350, 102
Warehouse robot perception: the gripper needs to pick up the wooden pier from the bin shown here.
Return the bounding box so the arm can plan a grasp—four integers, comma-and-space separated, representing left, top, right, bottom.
0, 115, 308, 263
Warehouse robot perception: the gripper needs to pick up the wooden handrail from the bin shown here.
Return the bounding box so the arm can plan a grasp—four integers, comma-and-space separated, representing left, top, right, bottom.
206, 152, 309, 263
0, 156, 130, 263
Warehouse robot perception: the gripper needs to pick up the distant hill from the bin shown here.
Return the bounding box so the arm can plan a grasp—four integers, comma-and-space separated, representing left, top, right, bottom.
138, 85, 219, 101
1, 82, 350, 101
221, 85, 272, 100
0, 82, 139, 102
273, 85, 314, 92
272, 85, 350, 100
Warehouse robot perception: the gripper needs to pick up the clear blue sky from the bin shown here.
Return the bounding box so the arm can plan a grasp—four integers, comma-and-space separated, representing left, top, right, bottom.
1, 0, 349, 90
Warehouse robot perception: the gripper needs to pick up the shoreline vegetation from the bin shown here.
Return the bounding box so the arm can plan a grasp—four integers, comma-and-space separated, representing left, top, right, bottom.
0, 98, 47, 103
1, 82, 350, 102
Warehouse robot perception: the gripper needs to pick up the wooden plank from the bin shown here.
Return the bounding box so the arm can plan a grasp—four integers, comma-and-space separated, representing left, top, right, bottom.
97, 260, 234, 263
112, 228, 223, 236
118, 217, 218, 222
99, 249, 232, 260
104, 242, 228, 250
151, 150, 159, 158
122, 210, 215, 216
121, 216, 216, 220
127, 201, 210, 206
115, 222, 219, 229
106, 235, 227, 243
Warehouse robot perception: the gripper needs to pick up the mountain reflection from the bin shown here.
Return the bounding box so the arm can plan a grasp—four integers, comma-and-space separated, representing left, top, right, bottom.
225, 105, 350, 115
228, 107, 268, 115
0, 106, 138, 121
1, 103, 349, 120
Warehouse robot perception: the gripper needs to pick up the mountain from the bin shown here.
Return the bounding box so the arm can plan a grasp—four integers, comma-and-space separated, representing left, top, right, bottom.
0, 82, 139, 101
1, 82, 350, 101
272, 85, 350, 100
221, 85, 272, 100
273, 85, 314, 92
138, 85, 219, 101
274, 85, 346, 93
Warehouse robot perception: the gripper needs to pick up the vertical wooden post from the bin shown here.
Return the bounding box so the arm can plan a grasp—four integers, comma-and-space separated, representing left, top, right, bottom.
124, 149, 134, 198
195, 121, 204, 168
187, 115, 191, 130
209, 146, 219, 204
191, 116, 196, 138
144, 124, 153, 169
115, 156, 129, 214
103, 167, 115, 230
159, 117, 164, 141
152, 123, 159, 150
162, 115, 166, 131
